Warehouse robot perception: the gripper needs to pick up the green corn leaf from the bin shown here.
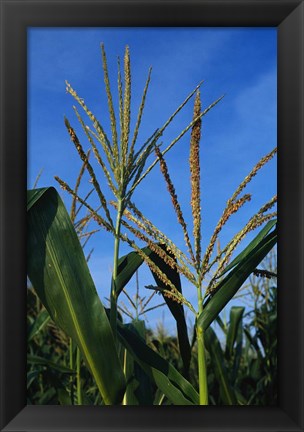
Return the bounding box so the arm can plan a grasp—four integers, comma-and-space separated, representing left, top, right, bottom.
148, 245, 191, 376
225, 306, 245, 359
205, 327, 237, 405
198, 227, 277, 332
117, 322, 199, 405
123, 320, 153, 405
27, 309, 51, 342
216, 315, 227, 334
27, 187, 125, 405
217, 219, 277, 277
244, 328, 263, 361
27, 188, 48, 211
27, 354, 76, 374
114, 244, 191, 376
232, 317, 244, 383
115, 247, 152, 296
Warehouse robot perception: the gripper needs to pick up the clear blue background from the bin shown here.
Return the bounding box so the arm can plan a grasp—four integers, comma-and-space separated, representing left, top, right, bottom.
28, 28, 277, 333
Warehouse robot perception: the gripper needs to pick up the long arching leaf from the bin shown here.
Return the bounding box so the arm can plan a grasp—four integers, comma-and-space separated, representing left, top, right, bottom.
198, 226, 277, 332
117, 322, 199, 405
115, 245, 191, 376
123, 320, 153, 405
148, 246, 191, 376
27, 187, 125, 405
225, 306, 245, 359
205, 327, 237, 405
115, 247, 152, 296
217, 219, 277, 277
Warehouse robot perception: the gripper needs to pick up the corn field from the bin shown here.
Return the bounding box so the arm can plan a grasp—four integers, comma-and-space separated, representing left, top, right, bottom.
27, 45, 277, 406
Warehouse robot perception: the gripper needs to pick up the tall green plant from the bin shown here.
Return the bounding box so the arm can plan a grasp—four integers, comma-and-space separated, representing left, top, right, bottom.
28, 44, 277, 405
108, 91, 276, 404
56, 45, 222, 341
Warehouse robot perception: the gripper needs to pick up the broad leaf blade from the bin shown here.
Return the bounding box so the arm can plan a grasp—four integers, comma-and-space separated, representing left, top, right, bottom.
198, 227, 277, 331
115, 244, 191, 376
218, 220, 276, 277
225, 306, 245, 359
118, 322, 199, 405
27, 187, 125, 405
115, 248, 152, 296
123, 320, 153, 405
27, 188, 49, 211
205, 327, 237, 405
148, 245, 191, 376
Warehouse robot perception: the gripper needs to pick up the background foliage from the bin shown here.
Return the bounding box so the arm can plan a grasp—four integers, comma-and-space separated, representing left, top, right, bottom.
27, 251, 277, 405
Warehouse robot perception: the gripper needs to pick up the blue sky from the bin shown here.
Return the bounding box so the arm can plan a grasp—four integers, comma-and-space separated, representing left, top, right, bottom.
28, 28, 277, 333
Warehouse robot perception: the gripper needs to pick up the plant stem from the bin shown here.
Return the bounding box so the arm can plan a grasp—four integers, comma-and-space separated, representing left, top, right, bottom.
196, 279, 208, 405
76, 347, 82, 405
110, 198, 123, 340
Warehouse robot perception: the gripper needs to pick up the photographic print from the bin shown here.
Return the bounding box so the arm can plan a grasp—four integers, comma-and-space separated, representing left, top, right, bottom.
27, 27, 277, 406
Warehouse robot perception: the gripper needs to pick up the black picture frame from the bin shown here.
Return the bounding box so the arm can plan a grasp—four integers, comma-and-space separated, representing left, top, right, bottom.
1, 0, 303, 431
